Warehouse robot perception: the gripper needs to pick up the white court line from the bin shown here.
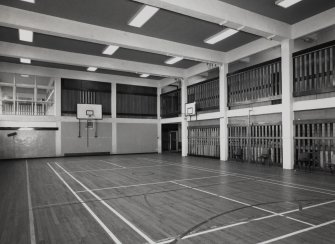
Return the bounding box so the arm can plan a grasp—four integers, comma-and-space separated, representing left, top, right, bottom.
47, 163, 122, 244
258, 218, 335, 244
99, 160, 126, 168
68, 163, 182, 174
26, 160, 36, 244
172, 182, 315, 226
75, 175, 223, 193
55, 162, 156, 244
140, 157, 335, 195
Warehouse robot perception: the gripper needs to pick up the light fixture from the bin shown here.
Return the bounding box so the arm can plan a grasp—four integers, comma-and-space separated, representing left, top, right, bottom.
165, 56, 183, 65
87, 67, 97, 72
275, 0, 303, 8
128, 5, 159, 28
102, 45, 119, 55
20, 58, 31, 64
19, 29, 33, 42
20, 0, 35, 3
18, 127, 34, 131
140, 74, 150, 78
204, 28, 239, 44
20, 74, 30, 78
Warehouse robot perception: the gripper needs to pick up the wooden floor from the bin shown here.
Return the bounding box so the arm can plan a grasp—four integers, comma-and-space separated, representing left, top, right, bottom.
2, 154, 335, 244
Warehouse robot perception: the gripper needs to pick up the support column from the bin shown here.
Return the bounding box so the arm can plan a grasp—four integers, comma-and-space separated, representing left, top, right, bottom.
219, 64, 229, 161
54, 78, 62, 156
157, 86, 162, 153
111, 82, 117, 154
281, 39, 294, 169
181, 78, 188, 157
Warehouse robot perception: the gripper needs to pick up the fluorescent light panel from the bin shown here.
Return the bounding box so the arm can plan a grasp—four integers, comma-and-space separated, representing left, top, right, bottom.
19, 29, 33, 42
204, 28, 239, 44
87, 67, 97, 72
20, 58, 31, 64
18, 127, 34, 131
20, 0, 35, 3
275, 0, 303, 8
165, 56, 183, 65
20, 74, 30, 78
140, 74, 150, 78
103, 45, 119, 55
128, 5, 159, 28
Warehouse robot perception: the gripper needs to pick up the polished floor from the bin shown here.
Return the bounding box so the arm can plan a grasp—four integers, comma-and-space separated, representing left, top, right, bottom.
1, 154, 335, 244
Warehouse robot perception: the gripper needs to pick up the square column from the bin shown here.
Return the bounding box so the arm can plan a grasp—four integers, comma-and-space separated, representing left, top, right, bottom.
181, 79, 188, 157
157, 86, 162, 153
111, 82, 117, 154
219, 64, 229, 161
54, 78, 62, 156
281, 39, 294, 169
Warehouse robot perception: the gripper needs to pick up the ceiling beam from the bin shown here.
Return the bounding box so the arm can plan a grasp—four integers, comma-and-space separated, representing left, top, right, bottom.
225, 38, 280, 63
0, 41, 184, 78
0, 62, 160, 87
0, 5, 224, 64
133, 0, 291, 40
291, 7, 335, 39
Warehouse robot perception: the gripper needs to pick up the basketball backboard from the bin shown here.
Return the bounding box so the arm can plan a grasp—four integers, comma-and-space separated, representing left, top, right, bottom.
77, 104, 102, 120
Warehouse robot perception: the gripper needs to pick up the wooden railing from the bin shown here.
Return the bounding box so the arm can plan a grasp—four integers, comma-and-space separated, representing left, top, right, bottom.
188, 125, 220, 158
294, 119, 335, 169
228, 123, 282, 165
227, 58, 282, 107
293, 40, 335, 97
187, 78, 219, 112
160, 89, 181, 118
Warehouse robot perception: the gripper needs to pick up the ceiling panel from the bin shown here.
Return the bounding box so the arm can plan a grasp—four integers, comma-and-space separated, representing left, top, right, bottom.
0, 56, 163, 80
219, 0, 335, 24
0, 0, 259, 52
0, 26, 199, 69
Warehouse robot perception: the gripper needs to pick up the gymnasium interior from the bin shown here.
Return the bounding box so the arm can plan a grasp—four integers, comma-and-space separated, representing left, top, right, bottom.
1, 0, 335, 243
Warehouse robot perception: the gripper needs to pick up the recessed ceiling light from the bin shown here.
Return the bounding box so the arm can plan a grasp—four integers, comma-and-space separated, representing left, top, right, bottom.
19, 29, 33, 42
140, 74, 150, 78
87, 67, 97, 72
102, 45, 119, 55
20, 74, 30, 77
275, 0, 303, 8
18, 127, 34, 131
20, 0, 35, 3
204, 28, 239, 44
128, 5, 159, 28
20, 58, 31, 64
165, 56, 183, 65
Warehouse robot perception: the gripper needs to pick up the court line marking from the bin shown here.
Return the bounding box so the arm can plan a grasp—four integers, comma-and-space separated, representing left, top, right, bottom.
171, 181, 315, 226
257, 218, 335, 244
66, 163, 182, 174
154, 197, 335, 244
75, 175, 223, 193
55, 162, 156, 244
140, 157, 335, 195
99, 160, 126, 168
26, 160, 36, 244
47, 163, 122, 244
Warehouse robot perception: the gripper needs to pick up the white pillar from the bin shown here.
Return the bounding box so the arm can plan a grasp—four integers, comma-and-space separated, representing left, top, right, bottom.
219, 64, 229, 161
281, 39, 294, 169
111, 82, 117, 154
181, 78, 188, 157
157, 86, 162, 153
54, 78, 62, 156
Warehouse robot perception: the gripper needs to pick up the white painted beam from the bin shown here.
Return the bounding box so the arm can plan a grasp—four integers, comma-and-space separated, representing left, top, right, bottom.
187, 112, 221, 122
227, 104, 283, 117
160, 77, 180, 88
0, 41, 183, 78
0, 5, 224, 64
133, 0, 291, 39
225, 38, 280, 63
292, 7, 335, 39
184, 63, 220, 78
161, 117, 182, 124
0, 62, 159, 87
293, 97, 335, 111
